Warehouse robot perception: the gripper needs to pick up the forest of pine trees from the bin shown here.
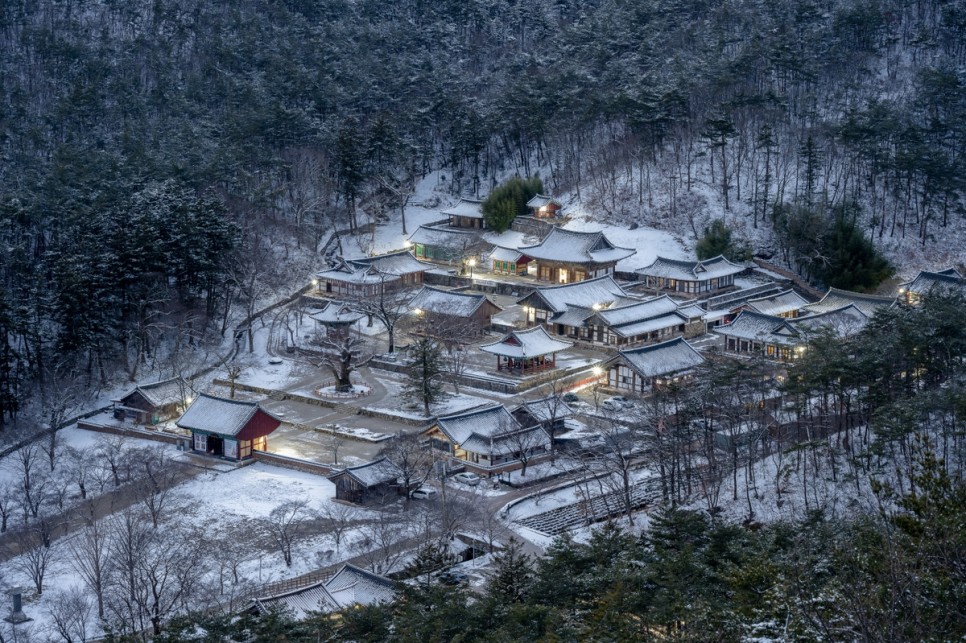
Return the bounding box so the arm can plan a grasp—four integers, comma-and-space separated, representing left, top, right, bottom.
2, 0, 964, 423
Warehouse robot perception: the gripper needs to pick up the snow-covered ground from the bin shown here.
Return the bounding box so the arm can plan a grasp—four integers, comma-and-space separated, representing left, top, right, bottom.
0, 459, 382, 642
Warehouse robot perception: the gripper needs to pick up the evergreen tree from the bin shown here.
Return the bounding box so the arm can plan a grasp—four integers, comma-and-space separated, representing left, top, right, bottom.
481, 175, 543, 232
403, 335, 447, 416
816, 204, 892, 292
696, 219, 750, 261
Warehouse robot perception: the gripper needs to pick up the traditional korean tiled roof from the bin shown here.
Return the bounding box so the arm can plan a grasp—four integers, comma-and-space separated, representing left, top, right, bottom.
588, 295, 690, 338
325, 564, 397, 608
441, 198, 485, 219
593, 295, 679, 326
714, 305, 869, 345
317, 250, 430, 284
480, 326, 573, 358
609, 313, 687, 338
803, 288, 895, 317
489, 246, 525, 263
253, 580, 340, 619
409, 286, 502, 318
253, 563, 395, 619
639, 255, 745, 281
741, 289, 809, 316
310, 300, 364, 325
460, 425, 550, 456
713, 310, 791, 344
116, 377, 188, 408
518, 275, 631, 313
792, 304, 869, 336
327, 457, 396, 488
614, 337, 705, 379
435, 405, 521, 444
407, 224, 484, 248
348, 250, 430, 275
519, 227, 635, 264
176, 394, 277, 437
526, 194, 562, 209
901, 268, 966, 297
513, 396, 576, 423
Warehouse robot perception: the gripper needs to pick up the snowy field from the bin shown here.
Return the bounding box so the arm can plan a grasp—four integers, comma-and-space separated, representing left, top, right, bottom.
0, 457, 382, 642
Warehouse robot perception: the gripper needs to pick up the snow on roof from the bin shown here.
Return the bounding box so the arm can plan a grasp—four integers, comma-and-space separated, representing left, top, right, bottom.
489, 246, 524, 262
441, 197, 485, 219
257, 564, 395, 617
513, 396, 576, 423
609, 313, 686, 338
407, 224, 484, 247
519, 275, 631, 313
702, 283, 787, 311
254, 581, 340, 619
409, 286, 502, 317
901, 269, 966, 296
715, 305, 869, 345
593, 295, 679, 326
310, 301, 365, 325
552, 305, 594, 328
639, 255, 744, 281
328, 457, 396, 488
479, 326, 573, 358
676, 304, 707, 320
519, 227, 635, 264
615, 337, 705, 379
118, 377, 187, 408
349, 250, 431, 276
741, 289, 809, 316
435, 405, 521, 444
526, 194, 562, 209
484, 229, 533, 249
713, 310, 790, 343
803, 288, 895, 317
324, 564, 396, 608
461, 425, 550, 456
792, 304, 869, 336
176, 394, 268, 436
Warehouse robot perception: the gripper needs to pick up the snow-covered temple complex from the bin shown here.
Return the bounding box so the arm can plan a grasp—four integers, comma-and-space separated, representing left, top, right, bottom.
605, 337, 705, 394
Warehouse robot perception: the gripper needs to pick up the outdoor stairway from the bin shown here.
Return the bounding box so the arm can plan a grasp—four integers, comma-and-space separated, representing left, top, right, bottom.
514, 479, 661, 536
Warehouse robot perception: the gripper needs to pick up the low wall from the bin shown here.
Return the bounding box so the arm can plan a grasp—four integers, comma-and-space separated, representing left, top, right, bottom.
253, 450, 334, 477
75, 420, 182, 445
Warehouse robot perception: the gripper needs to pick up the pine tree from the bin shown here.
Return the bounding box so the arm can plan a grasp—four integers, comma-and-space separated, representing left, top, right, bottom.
403, 336, 447, 416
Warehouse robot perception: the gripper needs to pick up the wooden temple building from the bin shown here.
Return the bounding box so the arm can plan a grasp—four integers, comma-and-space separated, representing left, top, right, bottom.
479, 326, 574, 374
176, 394, 282, 461
518, 227, 635, 283
526, 194, 563, 218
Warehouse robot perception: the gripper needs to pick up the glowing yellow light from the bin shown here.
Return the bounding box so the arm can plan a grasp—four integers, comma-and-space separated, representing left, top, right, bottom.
311, 279, 319, 286
592, 303, 602, 311
468, 258, 477, 267
403, 240, 412, 248
592, 366, 603, 377
413, 308, 423, 316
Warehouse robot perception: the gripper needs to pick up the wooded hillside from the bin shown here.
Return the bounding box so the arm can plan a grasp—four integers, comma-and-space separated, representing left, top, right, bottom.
1, 0, 964, 422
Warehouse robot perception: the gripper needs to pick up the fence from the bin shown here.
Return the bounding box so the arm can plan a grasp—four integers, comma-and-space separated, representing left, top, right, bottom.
252, 450, 334, 476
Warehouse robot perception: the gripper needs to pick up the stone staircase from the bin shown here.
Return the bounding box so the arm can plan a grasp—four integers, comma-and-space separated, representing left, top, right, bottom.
514, 479, 661, 536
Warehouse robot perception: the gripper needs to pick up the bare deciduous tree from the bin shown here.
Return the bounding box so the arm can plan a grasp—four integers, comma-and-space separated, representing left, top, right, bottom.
8, 524, 59, 596
381, 432, 434, 505
261, 499, 311, 567
68, 511, 109, 620
46, 585, 94, 643
320, 501, 358, 555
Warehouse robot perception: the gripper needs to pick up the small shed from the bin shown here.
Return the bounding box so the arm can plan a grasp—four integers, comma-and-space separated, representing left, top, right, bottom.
112, 377, 191, 425
489, 246, 530, 276
176, 394, 282, 460
480, 326, 573, 374
526, 194, 563, 218
441, 198, 486, 229
327, 458, 398, 504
